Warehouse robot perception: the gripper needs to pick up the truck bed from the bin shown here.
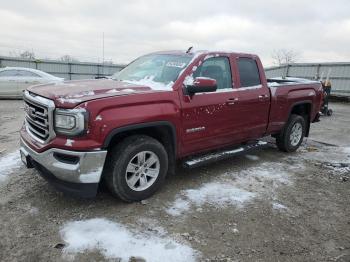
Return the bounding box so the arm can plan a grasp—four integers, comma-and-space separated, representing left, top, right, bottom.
266, 77, 323, 135
267, 77, 320, 87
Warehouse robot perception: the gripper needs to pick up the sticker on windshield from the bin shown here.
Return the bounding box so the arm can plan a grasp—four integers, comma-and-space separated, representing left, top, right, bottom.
166, 62, 186, 68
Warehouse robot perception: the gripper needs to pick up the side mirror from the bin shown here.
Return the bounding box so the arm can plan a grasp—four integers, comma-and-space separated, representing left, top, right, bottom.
186, 77, 217, 94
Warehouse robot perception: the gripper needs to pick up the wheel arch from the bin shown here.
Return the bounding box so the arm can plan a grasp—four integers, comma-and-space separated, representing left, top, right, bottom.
288, 101, 312, 137
102, 121, 177, 174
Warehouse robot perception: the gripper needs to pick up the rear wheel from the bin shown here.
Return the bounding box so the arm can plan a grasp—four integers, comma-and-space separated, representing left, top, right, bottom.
276, 114, 306, 152
104, 135, 168, 202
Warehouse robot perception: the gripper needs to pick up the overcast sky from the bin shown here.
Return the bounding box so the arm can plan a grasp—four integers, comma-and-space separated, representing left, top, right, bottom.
1, 0, 350, 66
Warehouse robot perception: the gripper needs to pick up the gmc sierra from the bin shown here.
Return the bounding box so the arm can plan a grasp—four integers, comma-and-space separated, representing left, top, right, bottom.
20, 50, 323, 201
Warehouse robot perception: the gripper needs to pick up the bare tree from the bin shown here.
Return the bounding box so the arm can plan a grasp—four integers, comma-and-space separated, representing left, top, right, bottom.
271, 49, 299, 65
19, 50, 35, 59
59, 55, 79, 63
8, 50, 20, 57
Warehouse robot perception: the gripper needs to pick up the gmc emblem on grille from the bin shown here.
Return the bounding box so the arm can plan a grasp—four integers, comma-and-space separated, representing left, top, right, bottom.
24, 104, 36, 118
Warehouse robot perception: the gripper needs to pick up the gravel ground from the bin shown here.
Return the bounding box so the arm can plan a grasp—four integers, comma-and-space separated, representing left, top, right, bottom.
0, 100, 349, 262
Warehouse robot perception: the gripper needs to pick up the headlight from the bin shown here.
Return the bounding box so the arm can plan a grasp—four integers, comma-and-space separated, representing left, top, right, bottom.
55, 114, 76, 129
54, 108, 88, 136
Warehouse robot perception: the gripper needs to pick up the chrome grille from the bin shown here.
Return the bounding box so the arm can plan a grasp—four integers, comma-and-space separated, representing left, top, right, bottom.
23, 91, 55, 143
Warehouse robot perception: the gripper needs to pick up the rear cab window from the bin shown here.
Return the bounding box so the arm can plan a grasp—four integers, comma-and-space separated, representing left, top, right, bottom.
237, 58, 261, 88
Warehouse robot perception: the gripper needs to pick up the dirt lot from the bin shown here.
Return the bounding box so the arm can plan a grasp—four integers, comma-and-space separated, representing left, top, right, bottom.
0, 100, 349, 262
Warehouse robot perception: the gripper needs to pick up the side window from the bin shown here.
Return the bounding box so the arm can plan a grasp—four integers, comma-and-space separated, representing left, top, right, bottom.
193, 57, 232, 90
237, 58, 261, 87
0, 70, 18, 77
17, 70, 41, 77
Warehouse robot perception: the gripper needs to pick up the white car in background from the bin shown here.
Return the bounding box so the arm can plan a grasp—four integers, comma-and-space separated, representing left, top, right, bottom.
0, 67, 64, 98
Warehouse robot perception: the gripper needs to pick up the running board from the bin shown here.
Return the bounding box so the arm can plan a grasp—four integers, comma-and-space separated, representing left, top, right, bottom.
183, 141, 268, 169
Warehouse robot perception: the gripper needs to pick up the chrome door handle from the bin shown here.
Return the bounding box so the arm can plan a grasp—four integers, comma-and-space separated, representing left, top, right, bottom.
258, 94, 268, 100
226, 97, 239, 105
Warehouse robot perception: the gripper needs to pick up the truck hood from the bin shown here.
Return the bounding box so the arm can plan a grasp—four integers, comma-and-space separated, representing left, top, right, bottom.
27, 79, 168, 108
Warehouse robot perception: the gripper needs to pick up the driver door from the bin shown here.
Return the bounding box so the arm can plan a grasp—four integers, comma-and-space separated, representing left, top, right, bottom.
179, 56, 243, 156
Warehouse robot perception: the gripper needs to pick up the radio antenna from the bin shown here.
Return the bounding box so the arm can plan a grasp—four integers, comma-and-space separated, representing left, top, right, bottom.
186, 46, 193, 53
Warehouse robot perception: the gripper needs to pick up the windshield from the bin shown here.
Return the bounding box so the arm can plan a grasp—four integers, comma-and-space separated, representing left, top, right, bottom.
112, 54, 192, 90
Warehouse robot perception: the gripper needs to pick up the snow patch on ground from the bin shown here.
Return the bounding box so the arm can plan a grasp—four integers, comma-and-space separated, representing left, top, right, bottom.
232, 228, 239, 233
298, 145, 350, 164
166, 183, 255, 216
186, 183, 255, 207
232, 163, 292, 192
29, 207, 39, 215
21, 204, 40, 215
60, 218, 198, 262
297, 145, 350, 174
166, 162, 294, 216
245, 154, 260, 161
342, 147, 350, 154
0, 151, 21, 183
272, 202, 288, 211
323, 163, 350, 174
166, 198, 191, 216
137, 218, 168, 236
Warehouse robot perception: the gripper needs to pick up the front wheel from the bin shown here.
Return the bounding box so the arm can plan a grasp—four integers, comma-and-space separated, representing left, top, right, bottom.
104, 135, 168, 202
276, 114, 306, 152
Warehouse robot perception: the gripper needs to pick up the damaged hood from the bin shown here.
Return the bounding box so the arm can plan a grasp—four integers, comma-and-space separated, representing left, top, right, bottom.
27, 79, 169, 108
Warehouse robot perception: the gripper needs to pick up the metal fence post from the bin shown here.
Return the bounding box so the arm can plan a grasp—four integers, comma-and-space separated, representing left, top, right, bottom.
315, 64, 320, 80
97, 64, 101, 78
68, 63, 72, 80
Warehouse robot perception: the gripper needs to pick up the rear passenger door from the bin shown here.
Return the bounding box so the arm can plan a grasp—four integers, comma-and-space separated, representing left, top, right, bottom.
234, 57, 270, 139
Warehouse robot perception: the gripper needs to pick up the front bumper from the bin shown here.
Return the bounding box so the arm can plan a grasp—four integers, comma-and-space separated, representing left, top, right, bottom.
20, 138, 107, 197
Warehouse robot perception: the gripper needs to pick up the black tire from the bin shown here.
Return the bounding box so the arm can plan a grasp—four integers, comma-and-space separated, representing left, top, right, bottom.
276, 114, 306, 152
327, 109, 333, 116
104, 135, 168, 202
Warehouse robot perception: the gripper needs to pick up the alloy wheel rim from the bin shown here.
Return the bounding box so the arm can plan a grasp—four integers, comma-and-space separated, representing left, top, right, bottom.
290, 122, 303, 146
125, 151, 160, 191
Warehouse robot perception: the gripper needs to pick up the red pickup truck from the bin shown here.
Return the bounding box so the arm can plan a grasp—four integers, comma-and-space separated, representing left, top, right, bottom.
20, 50, 323, 201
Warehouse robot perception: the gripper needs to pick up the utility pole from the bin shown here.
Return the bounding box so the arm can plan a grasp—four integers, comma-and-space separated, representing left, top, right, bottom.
102, 32, 105, 75
102, 32, 105, 64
